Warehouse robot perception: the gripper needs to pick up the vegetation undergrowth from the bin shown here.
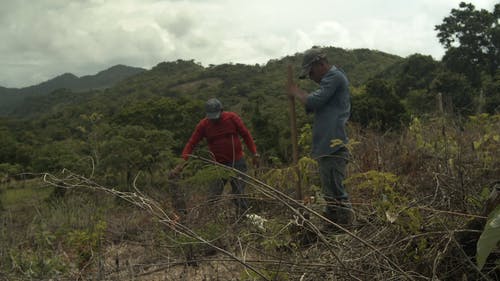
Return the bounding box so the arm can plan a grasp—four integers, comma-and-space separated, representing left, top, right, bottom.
1, 114, 499, 281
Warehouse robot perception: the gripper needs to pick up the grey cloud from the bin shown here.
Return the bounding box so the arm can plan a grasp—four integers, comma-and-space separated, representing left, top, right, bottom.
0, 1, 180, 86
2, 0, 497, 88
157, 11, 197, 39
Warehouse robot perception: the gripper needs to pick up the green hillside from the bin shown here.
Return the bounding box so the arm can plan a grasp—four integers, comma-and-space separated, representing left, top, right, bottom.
1, 43, 498, 171
0, 48, 409, 163
0, 65, 145, 116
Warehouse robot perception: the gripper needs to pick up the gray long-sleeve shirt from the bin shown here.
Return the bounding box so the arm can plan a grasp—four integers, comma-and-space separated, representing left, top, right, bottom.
305, 66, 350, 159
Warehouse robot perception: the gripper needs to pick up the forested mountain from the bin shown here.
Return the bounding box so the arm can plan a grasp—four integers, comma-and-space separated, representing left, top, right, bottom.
0, 47, 408, 160
1, 37, 498, 178
0, 64, 145, 115
0, 42, 498, 175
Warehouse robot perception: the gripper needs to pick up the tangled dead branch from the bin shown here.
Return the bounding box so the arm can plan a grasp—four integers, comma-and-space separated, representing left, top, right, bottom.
39, 160, 439, 281
36, 142, 499, 281
42, 169, 271, 281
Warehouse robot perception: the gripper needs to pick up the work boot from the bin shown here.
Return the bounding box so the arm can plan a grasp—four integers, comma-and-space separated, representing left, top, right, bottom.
336, 201, 354, 226
321, 223, 344, 234
322, 200, 354, 232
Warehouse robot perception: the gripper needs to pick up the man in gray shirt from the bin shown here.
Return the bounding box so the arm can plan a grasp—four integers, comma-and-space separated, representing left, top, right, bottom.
286, 47, 353, 230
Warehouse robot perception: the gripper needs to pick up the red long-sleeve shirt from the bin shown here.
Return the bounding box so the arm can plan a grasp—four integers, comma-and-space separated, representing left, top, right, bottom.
181, 111, 257, 163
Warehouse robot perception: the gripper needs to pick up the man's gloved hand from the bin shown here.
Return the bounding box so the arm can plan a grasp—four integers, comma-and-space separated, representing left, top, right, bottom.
168, 162, 186, 179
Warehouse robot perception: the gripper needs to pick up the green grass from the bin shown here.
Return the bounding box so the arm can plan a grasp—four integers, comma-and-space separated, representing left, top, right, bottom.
0, 179, 53, 209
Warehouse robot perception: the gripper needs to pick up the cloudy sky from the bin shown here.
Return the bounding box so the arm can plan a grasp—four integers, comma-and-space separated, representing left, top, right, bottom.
0, 0, 497, 88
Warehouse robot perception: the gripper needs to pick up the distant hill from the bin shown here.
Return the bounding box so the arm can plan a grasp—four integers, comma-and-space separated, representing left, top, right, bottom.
1, 47, 407, 118
0, 65, 146, 116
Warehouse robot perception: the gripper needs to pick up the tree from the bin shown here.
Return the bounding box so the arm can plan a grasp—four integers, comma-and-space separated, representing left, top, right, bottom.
31, 139, 88, 174
482, 71, 500, 113
99, 126, 174, 189
394, 54, 440, 98
431, 71, 474, 115
351, 79, 408, 131
0, 128, 17, 164
247, 96, 281, 158
435, 2, 499, 86
113, 97, 203, 153
404, 89, 436, 115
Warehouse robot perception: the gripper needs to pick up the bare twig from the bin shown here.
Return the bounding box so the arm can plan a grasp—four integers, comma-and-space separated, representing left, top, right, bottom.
189, 154, 416, 281
41, 170, 271, 281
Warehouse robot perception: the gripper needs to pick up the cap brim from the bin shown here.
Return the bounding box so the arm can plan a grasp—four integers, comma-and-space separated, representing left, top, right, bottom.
206, 111, 221, 119
298, 65, 311, 79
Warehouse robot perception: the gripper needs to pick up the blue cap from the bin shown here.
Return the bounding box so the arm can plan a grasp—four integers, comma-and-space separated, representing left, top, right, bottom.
205, 98, 222, 119
299, 47, 327, 79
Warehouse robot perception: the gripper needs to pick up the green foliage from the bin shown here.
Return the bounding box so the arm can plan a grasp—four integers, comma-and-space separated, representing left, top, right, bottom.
404, 89, 437, 115
99, 125, 174, 188
0, 127, 18, 163
467, 114, 500, 168
113, 97, 204, 152
391, 54, 442, 115
181, 164, 234, 189
0, 66, 144, 116
0, 182, 52, 208
7, 248, 67, 279
4, 217, 69, 279
435, 2, 499, 83
346, 170, 398, 194
408, 116, 459, 158
3, 43, 491, 181
31, 139, 88, 173
394, 54, 440, 98
351, 78, 408, 130
67, 220, 107, 269
345, 170, 423, 234
1, 46, 406, 162
482, 71, 500, 113
1, 108, 499, 279
298, 123, 312, 153
477, 205, 500, 270
431, 71, 474, 115
0, 163, 23, 178
325, 47, 403, 87
262, 156, 318, 195
248, 97, 282, 157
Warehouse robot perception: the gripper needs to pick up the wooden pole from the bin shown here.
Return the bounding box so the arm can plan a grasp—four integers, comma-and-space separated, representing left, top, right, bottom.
437, 92, 443, 115
287, 65, 302, 200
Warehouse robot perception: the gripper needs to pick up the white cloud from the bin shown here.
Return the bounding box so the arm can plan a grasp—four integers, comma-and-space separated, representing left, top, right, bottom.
0, 0, 498, 88
309, 21, 353, 48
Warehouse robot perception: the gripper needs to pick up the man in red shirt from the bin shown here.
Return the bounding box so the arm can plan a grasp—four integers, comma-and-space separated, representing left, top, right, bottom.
170, 98, 259, 214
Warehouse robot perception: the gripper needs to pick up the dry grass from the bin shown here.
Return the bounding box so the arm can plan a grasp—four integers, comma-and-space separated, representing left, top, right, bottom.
1, 115, 499, 280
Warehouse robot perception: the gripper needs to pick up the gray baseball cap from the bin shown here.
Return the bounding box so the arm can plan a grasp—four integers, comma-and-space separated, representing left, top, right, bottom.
205, 98, 222, 119
299, 47, 327, 79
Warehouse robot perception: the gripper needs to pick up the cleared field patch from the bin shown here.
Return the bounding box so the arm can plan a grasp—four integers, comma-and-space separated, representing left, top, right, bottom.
169, 77, 223, 93
0, 179, 53, 209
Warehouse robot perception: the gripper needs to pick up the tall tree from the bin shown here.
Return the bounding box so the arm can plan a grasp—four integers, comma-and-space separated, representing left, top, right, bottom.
351, 79, 407, 131
431, 71, 473, 115
394, 54, 440, 98
435, 2, 499, 86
